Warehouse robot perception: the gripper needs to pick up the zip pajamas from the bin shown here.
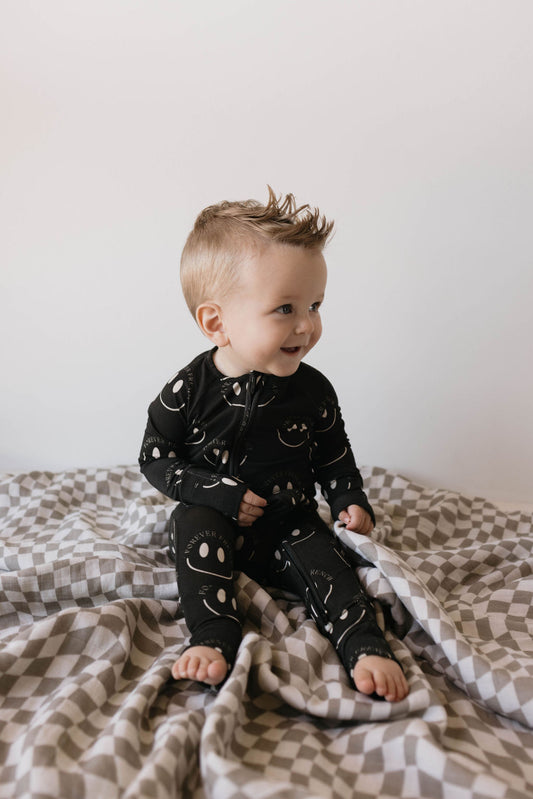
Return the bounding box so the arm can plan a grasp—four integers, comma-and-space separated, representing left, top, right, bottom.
140, 349, 400, 683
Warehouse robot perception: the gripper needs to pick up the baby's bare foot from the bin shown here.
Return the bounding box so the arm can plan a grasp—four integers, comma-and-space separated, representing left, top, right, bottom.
353, 655, 408, 702
172, 645, 228, 686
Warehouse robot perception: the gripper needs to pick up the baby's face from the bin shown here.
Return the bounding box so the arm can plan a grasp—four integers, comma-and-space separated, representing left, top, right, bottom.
213, 243, 327, 377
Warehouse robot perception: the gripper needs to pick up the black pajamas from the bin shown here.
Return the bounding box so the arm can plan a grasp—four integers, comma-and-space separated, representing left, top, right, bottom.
169, 503, 394, 682
140, 348, 399, 684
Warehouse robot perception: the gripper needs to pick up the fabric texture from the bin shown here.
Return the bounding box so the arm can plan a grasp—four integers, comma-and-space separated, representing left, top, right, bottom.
2, 465, 533, 798
139, 348, 375, 524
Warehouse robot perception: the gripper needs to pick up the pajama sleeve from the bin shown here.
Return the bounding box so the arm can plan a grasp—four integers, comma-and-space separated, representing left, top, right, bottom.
139, 376, 247, 521
311, 379, 375, 525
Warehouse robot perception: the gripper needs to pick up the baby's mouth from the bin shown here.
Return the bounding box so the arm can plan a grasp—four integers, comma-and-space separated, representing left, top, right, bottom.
281, 347, 301, 355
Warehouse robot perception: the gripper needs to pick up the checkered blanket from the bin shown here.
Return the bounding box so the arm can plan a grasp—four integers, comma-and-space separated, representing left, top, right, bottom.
1, 466, 533, 799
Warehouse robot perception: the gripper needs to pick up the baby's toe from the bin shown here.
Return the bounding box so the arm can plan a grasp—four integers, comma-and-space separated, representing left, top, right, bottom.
205, 659, 228, 685
353, 663, 376, 695
373, 670, 390, 698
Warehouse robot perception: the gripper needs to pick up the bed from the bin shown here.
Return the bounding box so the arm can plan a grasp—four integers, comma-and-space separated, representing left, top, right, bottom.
1, 464, 533, 799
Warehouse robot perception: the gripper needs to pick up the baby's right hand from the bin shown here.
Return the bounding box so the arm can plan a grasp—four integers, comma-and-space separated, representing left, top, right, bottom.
238, 489, 267, 527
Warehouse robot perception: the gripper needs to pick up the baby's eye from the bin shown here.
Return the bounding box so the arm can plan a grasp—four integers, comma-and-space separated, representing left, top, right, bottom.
276, 304, 293, 315
309, 301, 321, 312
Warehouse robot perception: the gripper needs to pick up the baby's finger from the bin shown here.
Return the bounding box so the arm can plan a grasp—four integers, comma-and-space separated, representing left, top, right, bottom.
237, 514, 255, 527
237, 507, 262, 526
242, 489, 267, 508
363, 515, 375, 534
243, 502, 264, 518
356, 516, 372, 535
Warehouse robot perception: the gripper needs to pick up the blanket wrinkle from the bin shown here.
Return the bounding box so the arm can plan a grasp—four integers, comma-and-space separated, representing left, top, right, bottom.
338, 528, 533, 729
2, 465, 533, 798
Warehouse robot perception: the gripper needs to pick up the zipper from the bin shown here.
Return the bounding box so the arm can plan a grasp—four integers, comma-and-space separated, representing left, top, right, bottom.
229, 373, 261, 476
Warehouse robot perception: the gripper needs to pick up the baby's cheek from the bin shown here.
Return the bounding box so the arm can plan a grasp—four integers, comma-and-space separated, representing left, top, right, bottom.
311, 326, 322, 349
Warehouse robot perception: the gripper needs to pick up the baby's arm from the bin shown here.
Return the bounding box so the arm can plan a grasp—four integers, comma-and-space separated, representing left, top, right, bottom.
310, 376, 375, 529
140, 382, 249, 520
338, 504, 374, 535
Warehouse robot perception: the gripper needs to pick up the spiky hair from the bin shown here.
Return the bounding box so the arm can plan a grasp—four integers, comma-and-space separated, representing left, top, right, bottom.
180, 187, 334, 316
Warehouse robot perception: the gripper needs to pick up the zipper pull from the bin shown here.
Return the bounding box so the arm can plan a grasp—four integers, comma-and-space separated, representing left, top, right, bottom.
246, 372, 260, 401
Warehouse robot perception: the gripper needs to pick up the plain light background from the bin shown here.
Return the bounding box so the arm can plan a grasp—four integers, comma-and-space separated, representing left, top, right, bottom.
1, 1, 532, 505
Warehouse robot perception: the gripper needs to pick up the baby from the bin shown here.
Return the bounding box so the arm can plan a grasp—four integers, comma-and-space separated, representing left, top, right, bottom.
139, 189, 408, 702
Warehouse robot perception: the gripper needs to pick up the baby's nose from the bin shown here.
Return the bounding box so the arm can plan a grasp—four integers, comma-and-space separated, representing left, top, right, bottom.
294, 312, 314, 335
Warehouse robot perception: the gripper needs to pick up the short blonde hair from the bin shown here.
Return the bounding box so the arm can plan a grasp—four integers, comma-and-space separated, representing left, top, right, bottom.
180, 186, 334, 316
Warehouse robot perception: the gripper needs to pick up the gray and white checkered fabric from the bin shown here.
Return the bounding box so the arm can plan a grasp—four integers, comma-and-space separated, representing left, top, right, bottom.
1, 465, 533, 798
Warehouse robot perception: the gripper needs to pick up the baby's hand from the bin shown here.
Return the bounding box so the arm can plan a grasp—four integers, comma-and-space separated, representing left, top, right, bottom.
238, 489, 267, 527
338, 505, 374, 535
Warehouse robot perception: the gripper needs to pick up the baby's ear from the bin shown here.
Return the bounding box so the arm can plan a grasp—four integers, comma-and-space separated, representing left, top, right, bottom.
196, 303, 228, 346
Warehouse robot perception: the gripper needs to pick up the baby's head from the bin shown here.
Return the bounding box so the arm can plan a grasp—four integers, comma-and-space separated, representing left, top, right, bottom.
180, 187, 334, 317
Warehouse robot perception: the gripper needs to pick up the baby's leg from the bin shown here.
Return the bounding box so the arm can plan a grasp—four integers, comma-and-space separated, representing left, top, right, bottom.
270, 515, 408, 702
169, 504, 242, 685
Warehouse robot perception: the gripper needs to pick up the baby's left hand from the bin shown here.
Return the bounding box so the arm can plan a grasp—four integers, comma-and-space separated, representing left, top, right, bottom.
338, 505, 374, 535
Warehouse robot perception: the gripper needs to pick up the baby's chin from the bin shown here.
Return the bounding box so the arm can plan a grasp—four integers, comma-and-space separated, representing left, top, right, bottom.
266, 351, 306, 377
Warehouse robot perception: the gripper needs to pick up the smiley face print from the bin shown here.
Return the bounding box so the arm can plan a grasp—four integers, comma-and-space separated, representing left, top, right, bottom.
276, 417, 311, 449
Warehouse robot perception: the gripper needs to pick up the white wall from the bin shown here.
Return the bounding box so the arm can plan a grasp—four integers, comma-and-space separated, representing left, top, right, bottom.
1, 1, 532, 505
